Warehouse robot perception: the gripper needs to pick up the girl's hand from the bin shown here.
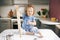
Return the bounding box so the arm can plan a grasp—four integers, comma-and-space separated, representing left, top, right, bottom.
28, 21, 32, 25
27, 20, 36, 25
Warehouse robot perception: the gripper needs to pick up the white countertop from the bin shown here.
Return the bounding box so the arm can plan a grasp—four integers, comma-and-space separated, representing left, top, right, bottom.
0, 18, 11, 19
39, 18, 60, 29
11, 19, 23, 21
39, 18, 60, 25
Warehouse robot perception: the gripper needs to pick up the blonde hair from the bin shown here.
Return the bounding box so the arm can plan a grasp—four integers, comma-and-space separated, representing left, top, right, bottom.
25, 4, 35, 15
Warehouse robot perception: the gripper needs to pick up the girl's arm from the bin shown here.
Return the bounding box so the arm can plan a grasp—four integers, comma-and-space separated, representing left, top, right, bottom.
28, 20, 36, 25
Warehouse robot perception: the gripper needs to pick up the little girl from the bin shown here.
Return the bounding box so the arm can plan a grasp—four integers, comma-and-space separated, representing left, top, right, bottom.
22, 4, 43, 37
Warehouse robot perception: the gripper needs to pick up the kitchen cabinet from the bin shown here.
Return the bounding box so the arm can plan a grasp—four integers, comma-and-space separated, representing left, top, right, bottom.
0, 0, 13, 6
0, 0, 49, 6
0, 18, 11, 33
0, 0, 28, 6
13, 0, 28, 4
28, 0, 49, 5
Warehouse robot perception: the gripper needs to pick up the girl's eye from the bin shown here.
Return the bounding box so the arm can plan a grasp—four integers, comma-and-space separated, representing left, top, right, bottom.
30, 11, 32, 12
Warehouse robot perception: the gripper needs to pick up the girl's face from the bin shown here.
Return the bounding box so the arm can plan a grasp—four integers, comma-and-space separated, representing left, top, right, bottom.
26, 7, 34, 16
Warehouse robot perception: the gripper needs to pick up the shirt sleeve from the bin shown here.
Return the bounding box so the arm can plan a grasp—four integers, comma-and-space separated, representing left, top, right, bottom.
22, 14, 25, 20
32, 16, 36, 22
